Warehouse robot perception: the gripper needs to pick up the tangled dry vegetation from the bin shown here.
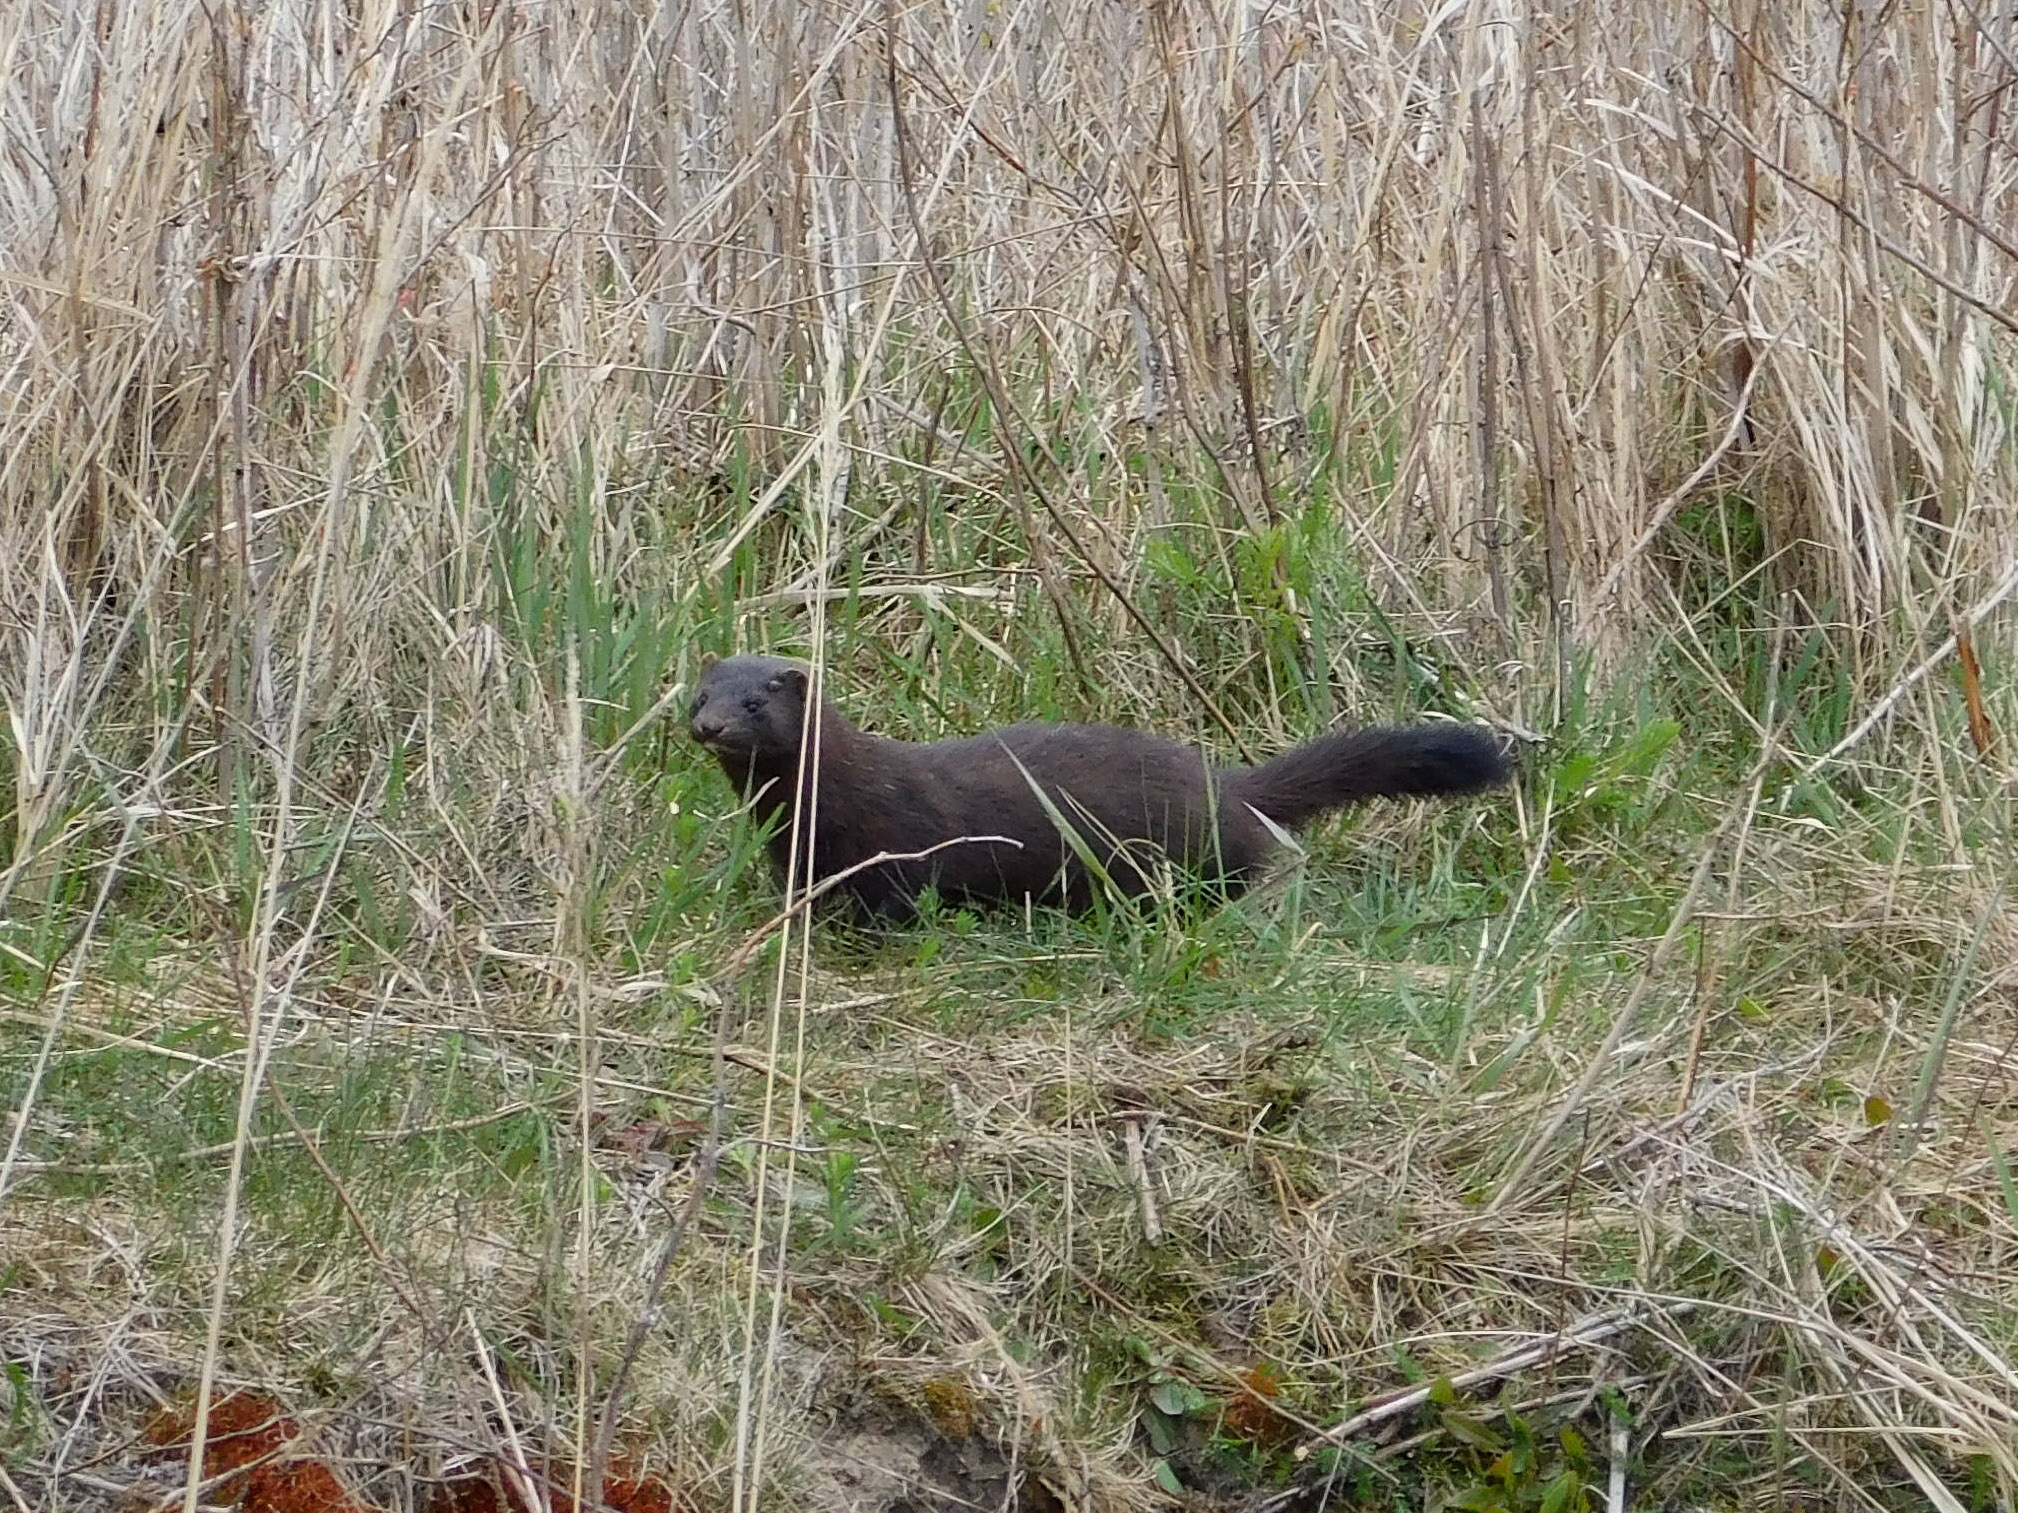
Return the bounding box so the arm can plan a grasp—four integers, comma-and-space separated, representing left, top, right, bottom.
2, 0, 2016, 1508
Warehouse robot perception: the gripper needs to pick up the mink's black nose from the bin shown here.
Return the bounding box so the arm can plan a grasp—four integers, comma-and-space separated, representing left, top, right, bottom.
691, 706, 724, 744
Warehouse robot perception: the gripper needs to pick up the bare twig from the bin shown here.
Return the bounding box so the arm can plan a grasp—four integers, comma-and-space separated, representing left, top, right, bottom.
1304, 1303, 1696, 1447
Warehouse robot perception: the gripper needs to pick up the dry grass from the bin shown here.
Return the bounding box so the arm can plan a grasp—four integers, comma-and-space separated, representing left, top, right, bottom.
3, 0, 2017, 1507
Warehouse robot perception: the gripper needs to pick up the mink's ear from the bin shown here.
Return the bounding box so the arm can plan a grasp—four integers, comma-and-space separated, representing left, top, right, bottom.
777, 666, 809, 698
699, 651, 719, 672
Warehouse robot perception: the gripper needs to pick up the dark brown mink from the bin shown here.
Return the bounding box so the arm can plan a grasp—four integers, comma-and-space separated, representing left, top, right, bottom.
689, 654, 1513, 920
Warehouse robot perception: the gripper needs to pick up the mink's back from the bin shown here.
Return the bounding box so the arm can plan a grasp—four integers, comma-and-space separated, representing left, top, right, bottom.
808, 721, 1246, 911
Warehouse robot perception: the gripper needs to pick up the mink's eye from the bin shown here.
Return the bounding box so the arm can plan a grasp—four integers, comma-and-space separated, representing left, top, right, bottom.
744, 698, 763, 713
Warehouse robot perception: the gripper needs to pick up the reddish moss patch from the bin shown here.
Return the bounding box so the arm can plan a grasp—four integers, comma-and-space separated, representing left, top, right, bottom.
420, 1458, 689, 1513
1221, 1363, 1294, 1448
144, 1391, 371, 1513
242, 1458, 373, 1513
601, 1466, 688, 1513
145, 1393, 683, 1513
421, 1470, 507, 1513
145, 1390, 295, 1480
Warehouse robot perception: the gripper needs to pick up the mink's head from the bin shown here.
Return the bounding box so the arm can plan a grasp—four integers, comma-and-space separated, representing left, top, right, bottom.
689, 655, 813, 762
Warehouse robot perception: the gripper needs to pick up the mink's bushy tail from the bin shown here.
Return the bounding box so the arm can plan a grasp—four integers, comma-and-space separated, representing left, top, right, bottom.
1220, 726, 1512, 829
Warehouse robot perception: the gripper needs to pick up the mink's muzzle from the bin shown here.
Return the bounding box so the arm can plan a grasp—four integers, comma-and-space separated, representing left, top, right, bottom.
689, 690, 734, 749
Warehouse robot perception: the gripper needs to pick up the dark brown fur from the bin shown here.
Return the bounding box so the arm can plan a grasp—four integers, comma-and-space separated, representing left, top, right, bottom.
690, 654, 1512, 919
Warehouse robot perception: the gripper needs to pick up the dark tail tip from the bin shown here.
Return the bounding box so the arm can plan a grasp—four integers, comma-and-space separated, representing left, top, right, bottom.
1407, 724, 1516, 795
